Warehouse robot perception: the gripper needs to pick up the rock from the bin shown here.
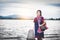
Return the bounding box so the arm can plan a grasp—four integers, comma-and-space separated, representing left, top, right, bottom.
27, 29, 35, 40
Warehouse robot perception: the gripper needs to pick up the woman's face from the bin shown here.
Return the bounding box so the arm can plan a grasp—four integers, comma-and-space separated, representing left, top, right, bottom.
37, 11, 41, 16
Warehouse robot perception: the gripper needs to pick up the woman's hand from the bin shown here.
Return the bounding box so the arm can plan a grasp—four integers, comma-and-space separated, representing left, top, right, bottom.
39, 24, 42, 27
39, 22, 46, 27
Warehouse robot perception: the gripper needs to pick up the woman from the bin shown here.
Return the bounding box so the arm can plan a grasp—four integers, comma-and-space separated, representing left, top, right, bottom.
34, 10, 48, 40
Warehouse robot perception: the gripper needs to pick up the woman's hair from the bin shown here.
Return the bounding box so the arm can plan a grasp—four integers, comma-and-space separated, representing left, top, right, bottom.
37, 10, 42, 16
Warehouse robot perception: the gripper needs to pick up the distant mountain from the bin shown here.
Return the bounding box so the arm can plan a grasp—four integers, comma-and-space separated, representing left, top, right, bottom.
0, 15, 19, 19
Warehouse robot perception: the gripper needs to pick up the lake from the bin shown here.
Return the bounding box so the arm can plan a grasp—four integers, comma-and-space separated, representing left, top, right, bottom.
0, 20, 60, 40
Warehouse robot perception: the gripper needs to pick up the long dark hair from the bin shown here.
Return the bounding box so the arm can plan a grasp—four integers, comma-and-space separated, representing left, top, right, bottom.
37, 10, 42, 16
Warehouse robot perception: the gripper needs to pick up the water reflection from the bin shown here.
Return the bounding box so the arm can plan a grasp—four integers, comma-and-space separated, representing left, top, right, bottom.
0, 20, 60, 40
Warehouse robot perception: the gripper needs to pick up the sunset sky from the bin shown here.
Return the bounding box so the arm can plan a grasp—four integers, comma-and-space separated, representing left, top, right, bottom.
0, 0, 60, 19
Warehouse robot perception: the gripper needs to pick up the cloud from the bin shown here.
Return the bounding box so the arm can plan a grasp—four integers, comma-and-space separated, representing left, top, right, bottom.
0, 0, 60, 3
0, 0, 24, 3
0, 0, 60, 18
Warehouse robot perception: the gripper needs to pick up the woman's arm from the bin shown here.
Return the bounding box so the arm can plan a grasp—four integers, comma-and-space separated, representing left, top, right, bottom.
41, 21, 46, 26
39, 21, 46, 26
39, 17, 46, 26
42, 17, 46, 26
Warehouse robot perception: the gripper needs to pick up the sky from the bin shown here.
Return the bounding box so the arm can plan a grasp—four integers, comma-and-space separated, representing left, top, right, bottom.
0, 0, 60, 19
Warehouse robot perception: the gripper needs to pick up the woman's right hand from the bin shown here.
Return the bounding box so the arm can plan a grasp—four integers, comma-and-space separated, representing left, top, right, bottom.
39, 24, 42, 27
